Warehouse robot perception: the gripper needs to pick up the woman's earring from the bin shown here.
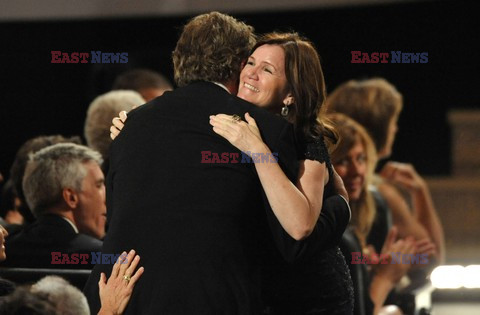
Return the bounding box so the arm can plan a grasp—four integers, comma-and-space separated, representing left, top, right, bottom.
281, 99, 292, 117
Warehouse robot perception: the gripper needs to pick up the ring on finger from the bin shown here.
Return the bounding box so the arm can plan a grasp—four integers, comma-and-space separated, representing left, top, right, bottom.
232, 114, 241, 123
123, 274, 131, 282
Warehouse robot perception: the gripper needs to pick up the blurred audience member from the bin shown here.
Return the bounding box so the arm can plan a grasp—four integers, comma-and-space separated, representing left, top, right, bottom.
330, 114, 417, 315
31, 276, 89, 315
0, 224, 15, 296
84, 90, 145, 173
112, 68, 173, 102
0, 286, 56, 314
9, 135, 82, 226
3, 143, 105, 269
1, 224, 8, 262
0, 180, 24, 234
327, 78, 445, 264
1, 228, 143, 313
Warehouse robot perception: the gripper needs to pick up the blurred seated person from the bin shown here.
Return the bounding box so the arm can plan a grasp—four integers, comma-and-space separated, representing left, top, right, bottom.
330, 114, 433, 315
30, 255, 144, 315
0, 180, 24, 234
84, 90, 145, 173
0, 224, 15, 296
0, 286, 57, 314
9, 135, 82, 228
112, 68, 173, 102
3, 143, 105, 269
1, 225, 143, 314
30, 275, 90, 315
326, 78, 444, 265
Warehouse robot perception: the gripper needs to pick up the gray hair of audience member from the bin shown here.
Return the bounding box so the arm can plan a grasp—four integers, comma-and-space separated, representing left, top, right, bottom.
172, 11, 256, 87
9, 135, 83, 224
112, 68, 173, 92
84, 90, 145, 159
0, 286, 56, 315
31, 276, 89, 315
22, 143, 103, 216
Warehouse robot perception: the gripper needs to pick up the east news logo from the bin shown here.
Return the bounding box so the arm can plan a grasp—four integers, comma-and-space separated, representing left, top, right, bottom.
351, 51, 428, 63
51, 51, 128, 63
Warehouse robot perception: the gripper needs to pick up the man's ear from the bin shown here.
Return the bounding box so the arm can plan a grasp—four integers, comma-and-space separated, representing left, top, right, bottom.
62, 188, 79, 209
240, 59, 247, 70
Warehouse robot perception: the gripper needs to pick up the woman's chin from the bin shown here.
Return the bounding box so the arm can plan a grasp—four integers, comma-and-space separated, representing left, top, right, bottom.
348, 190, 362, 202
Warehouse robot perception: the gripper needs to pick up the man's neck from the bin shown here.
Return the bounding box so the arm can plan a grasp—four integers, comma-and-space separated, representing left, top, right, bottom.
46, 206, 77, 227
223, 80, 238, 95
215, 77, 238, 95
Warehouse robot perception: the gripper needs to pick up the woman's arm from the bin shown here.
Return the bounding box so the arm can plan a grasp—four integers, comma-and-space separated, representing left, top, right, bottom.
369, 227, 415, 315
380, 162, 445, 263
209, 113, 327, 240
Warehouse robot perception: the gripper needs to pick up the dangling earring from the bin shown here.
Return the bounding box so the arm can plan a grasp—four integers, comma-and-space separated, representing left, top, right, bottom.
281, 99, 292, 117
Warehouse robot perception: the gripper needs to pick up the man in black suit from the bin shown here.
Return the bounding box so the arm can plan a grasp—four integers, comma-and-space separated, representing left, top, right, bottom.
84, 12, 350, 314
3, 143, 105, 269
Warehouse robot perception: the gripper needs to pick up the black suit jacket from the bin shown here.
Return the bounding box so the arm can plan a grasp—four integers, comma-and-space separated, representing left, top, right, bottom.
83, 82, 350, 314
2, 214, 102, 269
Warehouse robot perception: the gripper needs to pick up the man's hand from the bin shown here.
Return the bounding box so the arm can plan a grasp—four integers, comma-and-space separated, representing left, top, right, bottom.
380, 161, 425, 193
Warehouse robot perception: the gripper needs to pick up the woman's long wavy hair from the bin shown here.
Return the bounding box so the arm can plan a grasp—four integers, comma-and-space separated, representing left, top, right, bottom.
329, 113, 378, 249
253, 33, 337, 145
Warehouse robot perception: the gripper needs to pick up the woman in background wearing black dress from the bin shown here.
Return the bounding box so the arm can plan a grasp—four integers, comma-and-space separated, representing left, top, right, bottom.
210, 32, 354, 315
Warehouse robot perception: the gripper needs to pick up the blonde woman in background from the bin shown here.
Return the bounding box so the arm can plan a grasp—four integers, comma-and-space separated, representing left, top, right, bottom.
329, 113, 436, 315
327, 78, 444, 265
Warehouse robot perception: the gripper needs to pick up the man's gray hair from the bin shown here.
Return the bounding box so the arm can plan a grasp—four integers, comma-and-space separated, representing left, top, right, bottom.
22, 143, 103, 216
31, 276, 90, 315
84, 90, 145, 159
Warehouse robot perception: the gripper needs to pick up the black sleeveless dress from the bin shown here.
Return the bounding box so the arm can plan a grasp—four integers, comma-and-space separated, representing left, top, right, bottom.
263, 136, 354, 315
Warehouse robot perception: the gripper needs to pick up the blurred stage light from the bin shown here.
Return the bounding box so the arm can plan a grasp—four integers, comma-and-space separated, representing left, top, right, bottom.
431, 265, 464, 289
431, 265, 480, 289
463, 265, 480, 289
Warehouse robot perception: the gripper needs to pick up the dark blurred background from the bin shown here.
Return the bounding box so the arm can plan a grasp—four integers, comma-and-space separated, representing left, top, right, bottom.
0, 0, 478, 178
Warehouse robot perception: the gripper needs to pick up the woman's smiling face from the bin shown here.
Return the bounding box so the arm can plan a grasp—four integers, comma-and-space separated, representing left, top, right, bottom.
237, 44, 291, 111
333, 139, 368, 201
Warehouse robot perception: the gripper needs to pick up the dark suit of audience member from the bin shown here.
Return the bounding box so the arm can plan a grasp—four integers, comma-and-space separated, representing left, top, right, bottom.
3, 214, 102, 269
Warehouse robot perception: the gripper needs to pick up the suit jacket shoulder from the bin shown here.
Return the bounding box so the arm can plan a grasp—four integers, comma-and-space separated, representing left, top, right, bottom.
3, 214, 102, 269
